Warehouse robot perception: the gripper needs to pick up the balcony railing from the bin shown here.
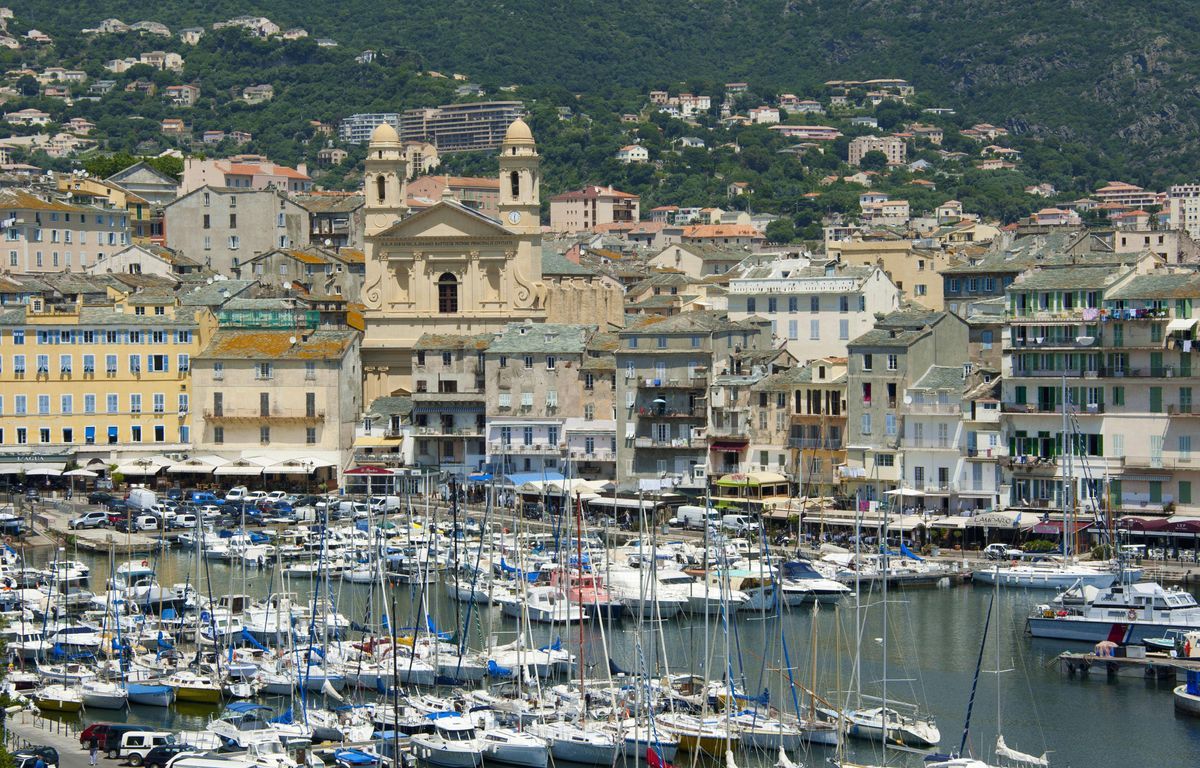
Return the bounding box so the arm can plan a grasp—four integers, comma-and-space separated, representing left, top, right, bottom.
787, 437, 845, 450
636, 406, 706, 419
632, 437, 705, 449
906, 402, 962, 415
204, 408, 325, 423
1011, 366, 1186, 379
489, 442, 565, 455
637, 376, 707, 389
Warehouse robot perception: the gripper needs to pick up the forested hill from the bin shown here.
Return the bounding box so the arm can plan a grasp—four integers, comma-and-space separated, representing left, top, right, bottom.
12, 0, 1200, 170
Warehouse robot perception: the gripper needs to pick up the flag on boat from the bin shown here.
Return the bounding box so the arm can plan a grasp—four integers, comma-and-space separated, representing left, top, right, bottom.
646, 747, 673, 768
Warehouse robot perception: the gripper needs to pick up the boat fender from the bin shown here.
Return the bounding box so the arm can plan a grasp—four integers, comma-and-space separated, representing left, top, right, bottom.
1186, 640, 1192, 657
1127, 609, 1136, 621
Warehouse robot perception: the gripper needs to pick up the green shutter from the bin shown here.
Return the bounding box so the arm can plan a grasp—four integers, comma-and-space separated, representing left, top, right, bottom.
1180, 481, 1193, 506
1149, 481, 1163, 504
1109, 479, 1122, 509
1151, 387, 1163, 413
1182, 353, 1192, 378
1015, 386, 1026, 405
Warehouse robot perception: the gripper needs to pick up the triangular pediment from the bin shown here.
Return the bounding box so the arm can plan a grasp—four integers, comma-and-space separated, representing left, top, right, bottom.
374, 200, 514, 240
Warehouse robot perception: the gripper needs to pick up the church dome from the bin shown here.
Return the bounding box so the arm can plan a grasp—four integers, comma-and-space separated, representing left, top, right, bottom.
503, 118, 535, 145
370, 122, 400, 145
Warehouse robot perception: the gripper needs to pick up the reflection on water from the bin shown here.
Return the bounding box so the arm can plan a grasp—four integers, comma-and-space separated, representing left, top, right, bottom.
25, 547, 1200, 765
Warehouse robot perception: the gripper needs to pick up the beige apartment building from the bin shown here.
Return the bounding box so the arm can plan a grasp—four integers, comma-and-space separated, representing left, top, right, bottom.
0, 190, 132, 273
409, 333, 491, 476
848, 135, 907, 166
164, 186, 310, 275
191, 326, 361, 474
829, 239, 954, 310
549, 185, 640, 233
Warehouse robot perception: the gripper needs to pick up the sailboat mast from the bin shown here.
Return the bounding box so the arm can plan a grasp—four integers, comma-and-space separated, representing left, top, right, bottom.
575, 491, 586, 718
958, 591, 995, 758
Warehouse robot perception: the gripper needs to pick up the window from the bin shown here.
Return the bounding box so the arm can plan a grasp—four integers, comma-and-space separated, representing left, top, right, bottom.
876, 453, 895, 467
809, 319, 820, 340
177, 354, 190, 373
39, 428, 49, 443
260, 426, 270, 444
178, 394, 189, 413
148, 354, 168, 372
584, 403, 595, 420
202, 214, 210, 229
981, 330, 993, 350
306, 392, 316, 418
61, 394, 72, 414
129, 394, 141, 414
106, 354, 117, 375
36, 354, 48, 373
768, 297, 778, 313
153, 393, 165, 414
15, 428, 25, 444
213, 362, 224, 380
259, 392, 270, 416
839, 319, 849, 340
861, 413, 871, 435
84, 394, 95, 414
437, 273, 459, 313
213, 426, 224, 444
229, 213, 237, 228
106, 394, 117, 414
886, 354, 898, 371
862, 353, 873, 371
228, 235, 240, 249
83, 354, 94, 373
521, 392, 533, 408
59, 354, 71, 373
129, 354, 140, 373
12, 354, 22, 375
839, 296, 849, 313
11, 330, 22, 345
306, 427, 317, 444
498, 393, 511, 409
1182, 435, 1193, 462
690, 335, 701, 348
37, 395, 49, 415
747, 298, 756, 313
152, 425, 164, 443
788, 320, 798, 340
255, 362, 273, 380
522, 427, 534, 446
546, 356, 556, 370
500, 426, 513, 445
547, 390, 558, 408
885, 413, 897, 436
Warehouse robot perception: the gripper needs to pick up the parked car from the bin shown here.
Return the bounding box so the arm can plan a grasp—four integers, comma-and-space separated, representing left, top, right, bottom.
116, 514, 163, 533
223, 486, 248, 503
143, 745, 198, 768
265, 490, 288, 502
165, 488, 183, 501
23, 488, 39, 501
172, 513, 198, 530
983, 543, 1024, 561
13, 747, 58, 768
198, 505, 222, 520
68, 510, 110, 530
87, 492, 114, 506
115, 731, 174, 764
243, 490, 267, 503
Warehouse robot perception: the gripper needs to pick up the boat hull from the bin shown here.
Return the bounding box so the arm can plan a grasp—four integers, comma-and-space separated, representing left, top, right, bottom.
34, 697, 83, 713
410, 739, 483, 768
1175, 686, 1200, 717
81, 691, 128, 710
1027, 617, 1200, 644
173, 685, 222, 704
972, 569, 1128, 590
127, 684, 175, 707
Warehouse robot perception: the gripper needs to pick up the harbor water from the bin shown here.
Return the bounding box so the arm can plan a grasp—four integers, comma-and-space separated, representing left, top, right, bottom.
22, 544, 1200, 767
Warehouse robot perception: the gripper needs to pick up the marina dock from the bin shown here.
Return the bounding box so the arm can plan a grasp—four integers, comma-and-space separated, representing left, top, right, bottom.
1056, 650, 1200, 682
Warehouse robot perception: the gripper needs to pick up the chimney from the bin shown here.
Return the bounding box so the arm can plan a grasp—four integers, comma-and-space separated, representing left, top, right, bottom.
296, 162, 308, 177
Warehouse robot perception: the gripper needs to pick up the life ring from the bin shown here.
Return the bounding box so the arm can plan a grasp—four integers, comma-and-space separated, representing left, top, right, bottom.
141, 560, 148, 567
1127, 609, 1136, 621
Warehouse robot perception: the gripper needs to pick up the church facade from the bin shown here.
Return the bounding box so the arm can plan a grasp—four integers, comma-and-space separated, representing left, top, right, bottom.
360, 119, 547, 401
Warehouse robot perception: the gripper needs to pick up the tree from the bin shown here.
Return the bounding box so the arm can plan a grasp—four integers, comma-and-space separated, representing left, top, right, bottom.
765, 218, 795, 243
859, 150, 888, 171
16, 75, 37, 97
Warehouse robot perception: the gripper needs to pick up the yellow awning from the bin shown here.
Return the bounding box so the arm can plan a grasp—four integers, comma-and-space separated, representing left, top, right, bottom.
355, 436, 402, 447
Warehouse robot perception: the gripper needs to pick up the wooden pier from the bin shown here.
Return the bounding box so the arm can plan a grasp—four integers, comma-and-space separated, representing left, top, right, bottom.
1056, 650, 1200, 682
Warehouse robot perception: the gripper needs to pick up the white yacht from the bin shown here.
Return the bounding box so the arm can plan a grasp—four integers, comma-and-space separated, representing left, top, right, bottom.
972, 560, 1135, 590
479, 727, 548, 768
526, 720, 619, 766
498, 586, 588, 623
410, 715, 486, 767
777, 560, 851, 604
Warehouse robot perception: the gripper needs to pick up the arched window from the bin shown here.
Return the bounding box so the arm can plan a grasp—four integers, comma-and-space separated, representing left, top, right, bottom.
437, 273, 459, 314
375, 174, 387, 204
510, 171, 520, 198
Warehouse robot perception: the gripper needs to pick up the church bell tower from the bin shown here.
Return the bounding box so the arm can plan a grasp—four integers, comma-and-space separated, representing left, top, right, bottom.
364, 122, 407, 236
497, 118, 541, 234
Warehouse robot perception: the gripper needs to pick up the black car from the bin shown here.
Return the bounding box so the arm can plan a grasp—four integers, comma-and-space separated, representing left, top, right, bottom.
23, 488, 39, 501
87, 491, 114, 506
143, 745, 197, 768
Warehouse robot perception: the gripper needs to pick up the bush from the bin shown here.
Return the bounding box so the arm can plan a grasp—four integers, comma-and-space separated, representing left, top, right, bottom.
1024, 539, 1059, 553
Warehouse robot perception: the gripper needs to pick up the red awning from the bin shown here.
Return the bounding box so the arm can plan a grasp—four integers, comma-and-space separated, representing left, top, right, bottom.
710, 441, 749, 452
1030, 520, 1092, 535
345, 466, 394, 476
1117, 516, 1172, 531
1167, 520, 1200, 534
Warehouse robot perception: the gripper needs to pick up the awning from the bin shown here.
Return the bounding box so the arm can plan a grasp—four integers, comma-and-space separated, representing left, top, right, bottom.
1166, 517, 1200, 534
412, 403, 483, 413
117, 462, 163, 476
885, 488, 925, 497
928, 515, 971, 530
356, 436, 402, 447
710, 441, 748, 452
504, 471, 566, 486
1167, 318, 1198, 334
344, 466, 395, 476
1030, 520, 1092, 534
263, 458, 338, 475
969, 510, 1023, 528
214, 463, 264, 477
168, 459, 218, 474
1117, 516, 1172, 531
24, 467, 62, 477
63, 469, 98, 478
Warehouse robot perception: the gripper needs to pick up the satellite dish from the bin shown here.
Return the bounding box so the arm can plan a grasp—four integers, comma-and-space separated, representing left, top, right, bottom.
903, 395, 913, 405
323, 238, 332, 246
289, 336, 297, 344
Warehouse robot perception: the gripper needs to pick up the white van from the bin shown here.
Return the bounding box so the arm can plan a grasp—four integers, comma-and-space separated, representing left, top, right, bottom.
118, 731, 174, 764
369, 495, 401, 512
127, 488, 157, 511
720, 514, 759, 535
672, 505, 720, 531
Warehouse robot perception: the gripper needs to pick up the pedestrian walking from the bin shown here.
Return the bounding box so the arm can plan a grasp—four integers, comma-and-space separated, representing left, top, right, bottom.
90, 744, 99, 766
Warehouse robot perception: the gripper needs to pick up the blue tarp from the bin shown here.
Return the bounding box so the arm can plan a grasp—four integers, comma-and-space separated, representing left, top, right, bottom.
900, 543, 924, 561
226, 701, 272, 713
269, 709, 294, 725
334, 749, 378, 767
487, 660, 513, 678
467, 473, 493, 482
240, 628, 269, 652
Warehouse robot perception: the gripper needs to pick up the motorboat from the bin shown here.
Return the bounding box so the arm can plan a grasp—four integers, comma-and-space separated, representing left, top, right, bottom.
127, 681, 175, 707
1028, 580, 1200, 643
526, 720, 619, 765
1175, 671, 1200, 717
551, 569, 625, 620
32, 683, 84, 712
168, 669, 223, 703
479, 726, 549, 768
37, 661, 97, 684
499, 586, 588, 623
410, 714, 485, 767
80, 679, 129, 709
777, 560, 851, 604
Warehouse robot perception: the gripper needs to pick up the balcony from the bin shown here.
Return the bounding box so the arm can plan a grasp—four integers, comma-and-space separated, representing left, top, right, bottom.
1002, 403, 1104, 415
707, 423, 748, 438
999, 455, 1059, 471
415, 426, 483, 437
632, 437, 704, 450
1004, 335, 1098, 351
638, 376, 707, 389
965, 447, 999, 459
1011, 366, 1187, 380
1168, 405, 1200, 416
1121, 455, 1191, 471
788, 437, 845, 450
635, 406, 706, 419
567, 448, 615, 462
1008, 309, 1101, 324
490, 442, 564, 455
902, 439, 959, 451
906, 402, 962, 415
353, 451, 405, 466
411, 391, 485, 402
203, 408, 325, 424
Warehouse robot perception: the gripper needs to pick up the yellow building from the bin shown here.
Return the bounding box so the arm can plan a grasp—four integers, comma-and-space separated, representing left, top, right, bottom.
0, 290, 210, 471
827, 239, 956, 310
57, 176, 160, 244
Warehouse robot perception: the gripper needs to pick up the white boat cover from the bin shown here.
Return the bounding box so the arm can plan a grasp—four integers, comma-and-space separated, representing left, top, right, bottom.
995, 735, 1048, 766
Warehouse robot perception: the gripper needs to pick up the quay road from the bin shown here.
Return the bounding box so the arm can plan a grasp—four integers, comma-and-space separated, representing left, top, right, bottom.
19, 496, 1200, 585
5, 710, 90, 768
